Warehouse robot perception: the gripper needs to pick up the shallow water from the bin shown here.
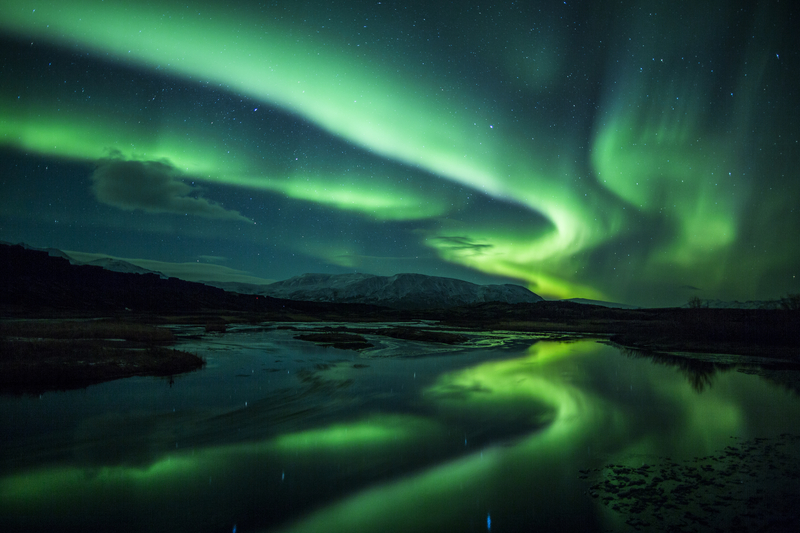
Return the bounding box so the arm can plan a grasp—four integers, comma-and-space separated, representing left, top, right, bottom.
1, 324, 798, 532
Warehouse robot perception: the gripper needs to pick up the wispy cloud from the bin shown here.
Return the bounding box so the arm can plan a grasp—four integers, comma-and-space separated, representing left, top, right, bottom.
428, 235, 494, 254
197, 255, 229, 263
64, 250, 274, 285
91, 151, 252, 223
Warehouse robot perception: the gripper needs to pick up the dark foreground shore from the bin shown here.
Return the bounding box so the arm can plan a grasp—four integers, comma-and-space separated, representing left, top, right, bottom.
0, 320, 204, 394
582, 433, 800, 532
2, 307, 798, 394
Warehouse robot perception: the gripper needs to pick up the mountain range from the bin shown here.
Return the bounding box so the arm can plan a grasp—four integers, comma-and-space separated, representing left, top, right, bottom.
246, 272, 544, 309
6, 241, 784, 310
0, 242, 546, 314
2, 242, 543, 310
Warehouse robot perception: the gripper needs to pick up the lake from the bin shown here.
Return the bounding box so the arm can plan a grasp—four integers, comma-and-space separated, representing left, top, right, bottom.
1, 323, 799, 532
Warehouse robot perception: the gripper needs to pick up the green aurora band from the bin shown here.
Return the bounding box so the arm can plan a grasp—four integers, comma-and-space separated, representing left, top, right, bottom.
0, 0, 796, 302
0, 101, 457, 221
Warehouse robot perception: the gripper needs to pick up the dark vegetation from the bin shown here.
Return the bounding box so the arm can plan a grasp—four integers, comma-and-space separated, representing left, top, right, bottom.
291, 325, 469, 350
361, 327, 469, 345
439, 301, 800, 361
0, 319, 203, 394
0, 244, 391, 320
2, 243, 799, 392
0, 320, 173, 342
204, 320, 228, 333
582, 434, 800, 532
293, 332, 374, 350
780, 293, 800, 311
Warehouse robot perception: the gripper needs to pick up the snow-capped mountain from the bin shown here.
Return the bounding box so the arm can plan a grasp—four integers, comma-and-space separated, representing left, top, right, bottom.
258, 272, 543, 309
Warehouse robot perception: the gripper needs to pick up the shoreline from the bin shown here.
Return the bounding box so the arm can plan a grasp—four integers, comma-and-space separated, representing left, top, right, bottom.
2, 312, 798, 394
0, 320, 205, 394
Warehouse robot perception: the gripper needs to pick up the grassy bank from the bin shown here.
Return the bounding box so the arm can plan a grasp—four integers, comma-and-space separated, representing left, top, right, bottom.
0, 320, 203, 394
0, 320, 175, 342
293, 332, 375, 350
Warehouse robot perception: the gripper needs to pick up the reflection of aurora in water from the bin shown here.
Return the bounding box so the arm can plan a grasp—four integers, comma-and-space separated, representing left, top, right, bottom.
273, 341, 615, 533
1, 335, 799, 532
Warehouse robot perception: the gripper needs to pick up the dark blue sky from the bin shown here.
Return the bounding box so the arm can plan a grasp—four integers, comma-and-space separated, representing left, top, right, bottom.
1, 0, 798, 306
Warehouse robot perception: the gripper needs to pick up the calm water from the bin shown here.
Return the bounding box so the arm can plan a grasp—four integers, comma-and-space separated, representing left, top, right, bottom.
1, 324, 799, 532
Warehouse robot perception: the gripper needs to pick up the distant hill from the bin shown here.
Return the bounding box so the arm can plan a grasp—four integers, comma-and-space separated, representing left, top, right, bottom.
199, 280, 271, 294
256, 272, 543, 309
0, 243, 386, 318
81, 257, 166, 277
562, 298, 640, 309
562, 297, 784, 310
680, 298, 782, 310
0, 243, 541, 314
0, 241, 166, 278
0, 243, 264, 315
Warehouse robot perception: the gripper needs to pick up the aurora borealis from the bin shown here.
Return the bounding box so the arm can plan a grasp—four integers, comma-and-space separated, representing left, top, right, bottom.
1, 0, 797, 305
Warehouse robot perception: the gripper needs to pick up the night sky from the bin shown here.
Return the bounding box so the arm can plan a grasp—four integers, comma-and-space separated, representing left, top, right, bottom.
1, 0, 797, 306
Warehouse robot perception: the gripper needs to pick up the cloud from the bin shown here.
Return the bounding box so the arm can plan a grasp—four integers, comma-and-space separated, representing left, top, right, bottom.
90, 152, 252, 223
428, 235, 494, 254
64, 250, 274, 285
197, 255, 228, 263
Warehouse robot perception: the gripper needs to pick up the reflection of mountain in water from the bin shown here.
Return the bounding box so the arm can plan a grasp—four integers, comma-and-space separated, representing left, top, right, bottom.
614, 344, 800, 396
614, 345, 735, 392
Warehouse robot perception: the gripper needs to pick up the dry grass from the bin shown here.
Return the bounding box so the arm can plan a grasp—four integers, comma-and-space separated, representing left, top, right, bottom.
293, 332, 374, 350
0, 338, 203, 393
0, 320, 174, 342
0, 319, 201, 393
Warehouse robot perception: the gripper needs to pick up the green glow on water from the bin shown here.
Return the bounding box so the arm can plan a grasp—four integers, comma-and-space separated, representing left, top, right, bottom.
428, 341, 596, 413
273, 415, 442, 452
275, 341, 611, 533
0, 413, 445, 530
2, 338, 800, 532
